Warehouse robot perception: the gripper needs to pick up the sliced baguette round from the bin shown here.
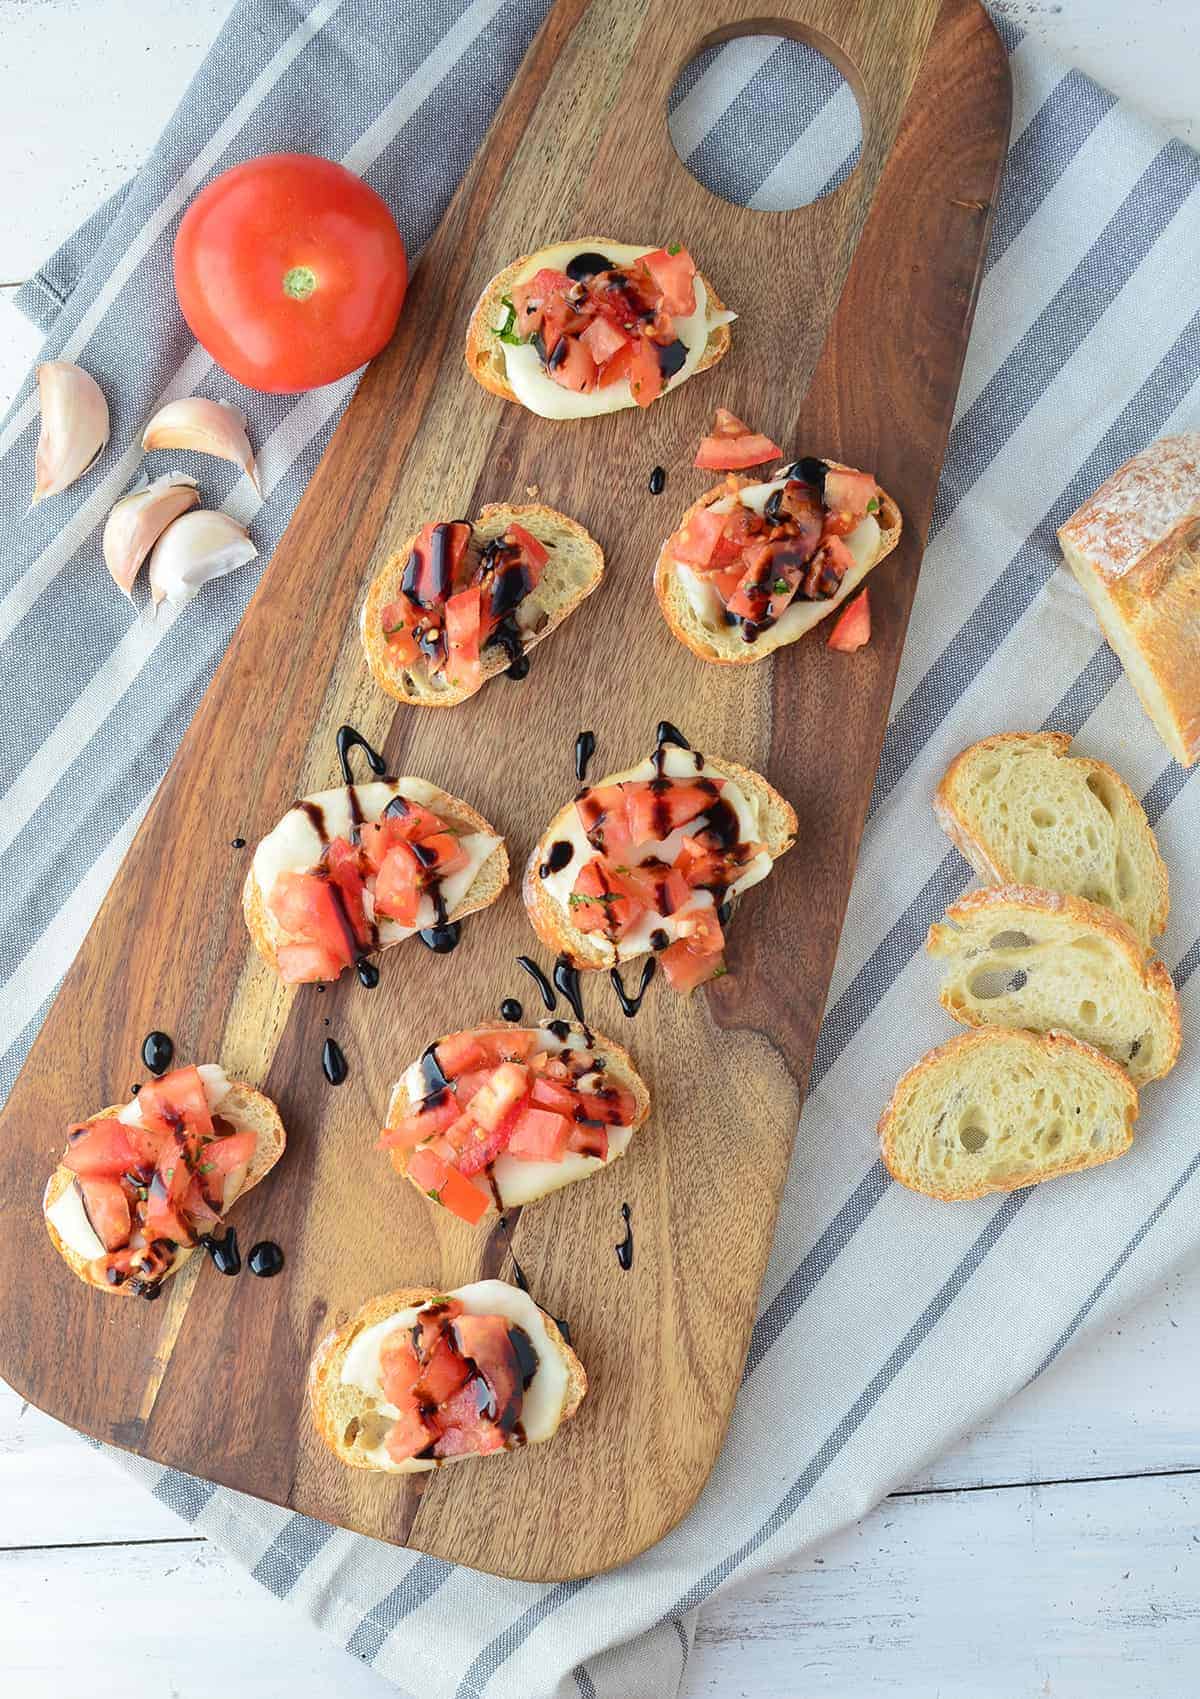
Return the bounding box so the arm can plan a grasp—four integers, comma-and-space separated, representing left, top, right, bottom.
927, 886, 1181, 1086
309, 1283, 586, 1473
654, 464, 902, 665
387, 1021, 650, 1216
879, 1027, 1138, 1202
43, 1081, 285, 1296
523, 753, 798, 970
243, 784, 508, 980
361, 503, 604, 707
934, 731, 1169, 951
464, 238, 731, 405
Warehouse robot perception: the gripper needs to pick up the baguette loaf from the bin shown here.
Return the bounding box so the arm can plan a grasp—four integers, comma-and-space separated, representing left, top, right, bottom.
934, 731, 1168, 951
927, 886, 1181, 1086
360, 503, 604, 707
1058, 433, 1200, 766
879, 1028, 1138, 1201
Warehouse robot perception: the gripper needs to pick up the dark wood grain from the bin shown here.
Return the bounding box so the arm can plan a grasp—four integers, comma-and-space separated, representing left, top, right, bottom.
0, 0, 1009, 1579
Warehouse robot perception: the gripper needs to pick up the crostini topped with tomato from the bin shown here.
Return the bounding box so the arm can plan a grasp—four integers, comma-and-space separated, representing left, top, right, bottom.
655, 457, 902, 664
310, 1279, 585, 1474
43, 1064, 285, 1297
466, 240, 734, 419
381, 1021, 650, 1224
361, 502, 603, 707
524, 738, 797, 992
244, 779, 507, 985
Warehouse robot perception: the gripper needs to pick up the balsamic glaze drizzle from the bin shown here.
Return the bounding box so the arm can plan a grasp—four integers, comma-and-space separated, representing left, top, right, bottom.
552, 955, 590, 1035
141, 1031, 173, 1076
615, 1203, 634, 1271
247, 1240, 285, 1278
419, 920, 461, 954
336, 724, 387, 786
499, 998, 524, 1023
515, 955, 556, 1011
321, 1037, 349, 1085
539, 839, 574, 878
202, 1228, 241, 1276
574, 730, 596, 784
609, 957, 655, 1018
655, 720, 690, 751
648, 465, 666, 496
497, 1214, 531, 1295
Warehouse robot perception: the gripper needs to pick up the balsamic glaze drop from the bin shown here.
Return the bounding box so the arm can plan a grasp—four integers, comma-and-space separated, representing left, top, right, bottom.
230, 836, 246, 849
565, 250, 613, 281
792, 456, 828, 494
615, 1203, 634, 1271
497, 1214, 532, 1295
141, 1031, 173, 1076
552, 956, 589, 1030
648, 465, 666, 496
419, 921, 461, 954
336, 724, 387, 785
656, 339, 687, 380
610, 957, 655, 1018
515, 955, 556, 1010
655, 720, 690, 751
202, 1228, 241, 1276
499, 998, 524, 1023
505, 653, 531, 681
356, 960, 380, 989
130, 1082, 142, 1096
649, 928, 669, 953
539, 839, 574, 878
546, 1018, 572, 1042
322, 1037, 349, 1085
247, 1240, 285, 1278
508, 1322, 539, 1388
717, 900, 733, 926
574, 730, 596, 784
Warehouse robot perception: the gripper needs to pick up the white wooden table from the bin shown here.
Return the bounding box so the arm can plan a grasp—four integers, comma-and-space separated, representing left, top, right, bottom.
2, 3, 1198, 1693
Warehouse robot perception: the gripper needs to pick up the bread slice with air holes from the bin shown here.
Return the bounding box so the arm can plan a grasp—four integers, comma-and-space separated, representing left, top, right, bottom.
878, 1028, 1139, 1201
927, 886, 1181, 1087
934, 731, 1168, 952
464, 238, 732, 417
43, 1072, 285, 1296
523, 745, 797, 971
309, 1280, 586, 1473
1057, 432, 1200, 767
654, 463, 902, 663
360, 503, 603, 707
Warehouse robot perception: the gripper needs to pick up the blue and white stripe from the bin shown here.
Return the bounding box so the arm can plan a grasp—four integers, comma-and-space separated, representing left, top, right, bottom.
3, 8, 1197, 1699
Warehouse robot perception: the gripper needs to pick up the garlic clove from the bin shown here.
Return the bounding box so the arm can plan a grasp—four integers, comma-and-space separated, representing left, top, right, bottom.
33, 361, 111, 503
147, 509, 258, 609
142, 397, 260, 493
102, 474, 201, 597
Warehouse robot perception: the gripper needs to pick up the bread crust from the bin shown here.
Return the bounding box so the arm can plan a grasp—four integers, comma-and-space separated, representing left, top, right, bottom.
463, 239, 731, 406
878, 1027, 1139, 1201
523, 753, 798, 969
386, 1021, 651, 1216
243, 784, 509, 979
309, 1283, 587, 1471
43, 1080, 285, 1296
653, 464, 903, 664
361, 503, 604, 707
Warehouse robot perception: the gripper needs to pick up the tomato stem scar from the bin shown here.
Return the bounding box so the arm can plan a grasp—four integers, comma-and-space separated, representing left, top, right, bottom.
283, 265, 317, 300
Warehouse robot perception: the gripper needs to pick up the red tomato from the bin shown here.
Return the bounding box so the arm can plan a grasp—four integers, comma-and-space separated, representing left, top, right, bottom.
638, 246, 697, 316
173, 153, 408, 393
444, 587, 482, 690
827, 588, 872, 652
672, 506, 729, 569
822, 468, 877, 524
138, 1066, 215, 1141
506, 1106, 572, 1162
378, 1095, 460, 1151
548, 335, 598, 394
79, 1177, 131, 1253
465, 1063, 530, 1132
506, 522, 549, 572
373, 842, 423, 927
64, 1119, 145, 1179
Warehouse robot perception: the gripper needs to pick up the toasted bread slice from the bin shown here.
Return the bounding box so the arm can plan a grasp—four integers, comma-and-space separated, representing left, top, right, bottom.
243, 780, 508, 981
927, 886, 1181, 1086
465, 237, 731, 411
43, 1079, 285, 1296
934, 732, 1168, 951
879, 1027, 1138, 1201
361, 503, 604, 707
654, 463, 902, 664
386, 1021, 650, 1217
524, 749, 797, 970
309, 1280, 586, 1473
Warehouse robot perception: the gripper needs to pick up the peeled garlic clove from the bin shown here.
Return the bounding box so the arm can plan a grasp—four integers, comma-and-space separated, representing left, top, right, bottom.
142, 397, 260, 493
33, 361, 110, 503
102, 474, 201, 597
147, 509, 258, 609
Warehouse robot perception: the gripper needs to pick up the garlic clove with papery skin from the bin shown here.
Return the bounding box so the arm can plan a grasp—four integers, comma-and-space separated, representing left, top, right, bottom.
142, 397, 261, 493
147, 509, 258, 609
102, 474, 201, 598
33, 361, 110, 503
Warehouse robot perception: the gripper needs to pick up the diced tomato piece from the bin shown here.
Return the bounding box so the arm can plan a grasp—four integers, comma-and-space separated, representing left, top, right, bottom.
448, 1069, 494, 1110
183, 1177, 223, 1232
611, 862, 691, 916
506, 521, 549, 573
63, 1119, 144, 1179
626, 333, 664, 407
410, 832, 468, 878
196, 1127, 257, 1210
571, 857, 644, 938
576, 784, 634, 855
435, 1032, 490, 1078
268, 871, 356, 974
638, 245, 697, 317
78, 1176, 131, 1252
416, 1336, 472, 1407
436, 1167, 490, 1225
137, 1065, 214, 1140
595, 338, 636, 389
660, 906, 726, 994
444, 586, 482, 691
466, 1063, 530, 1133
472, 1028, 537, 1066
326, 838, 372, 949
529, 1077, 576, 1115
384, 1404, 434, 1464
357, 801, 446, 871
144, 1153, 196, 1247
671, 505, 729, 569
566, 1122, 608, 1160
694, 408, 782, 471
572, 1086, 638, 1126
546, 333, 597, 393
453, 1117, 515, 1177
624, 779, 715, 844
373, 841, 423, 927
446, 1315, 521, 1442
380, 594, 422, 663
405, 1143, 449, 1195
804, 532, 856, 599
676, 834, 730, 891
511, 267, 572, 337
276, 941, 345, 983
404, 521, 472, 606
827, 588, 871, 652
822, 468, 877, 528
579, 315, 629, 366
505, 1106, 572, 1163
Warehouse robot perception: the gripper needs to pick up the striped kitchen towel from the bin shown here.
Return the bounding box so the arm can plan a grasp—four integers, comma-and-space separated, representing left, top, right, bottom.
3, 4, 1198, 1697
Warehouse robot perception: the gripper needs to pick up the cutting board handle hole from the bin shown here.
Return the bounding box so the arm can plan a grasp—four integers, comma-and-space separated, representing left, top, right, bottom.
667, 26, 863, 211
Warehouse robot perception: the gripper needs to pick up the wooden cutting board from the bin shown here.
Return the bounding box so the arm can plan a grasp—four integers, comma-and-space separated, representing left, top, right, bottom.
0, 0, 1008, 1580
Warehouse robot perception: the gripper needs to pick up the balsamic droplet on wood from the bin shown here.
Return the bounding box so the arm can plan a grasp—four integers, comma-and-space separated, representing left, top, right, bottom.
322, 1037, 349, 1085
247, 1241, 285, 1278
648, 465, 665, 495
141, 1031, 174, 1076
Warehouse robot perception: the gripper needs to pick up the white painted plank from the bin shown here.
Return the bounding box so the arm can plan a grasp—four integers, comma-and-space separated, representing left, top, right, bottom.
0, 291, 41, 416
685, 1470, 1200, 1699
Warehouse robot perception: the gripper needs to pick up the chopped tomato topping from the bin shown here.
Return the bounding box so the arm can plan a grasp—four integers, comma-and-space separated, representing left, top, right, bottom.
434, 1031, 490, 1078
623, 778, 716, 843
694, 408, 782, 471
566, 1122, 608, 1160
505, 522, 548, 571
79, 1177, 131, 1252
822, 468, 877, 527
505, 1106, 572, 1163
466, 1062, 530, 1132
570, 857, 643, 939
372, 841, 423, 927
137, 1066, 214, 1140
576, 784, 634, 855
546, 334, 597, 393
511, 268, 574, 337
378, 1093, 460, 1151
579, 315, 629, 366
626, 334, 664, 407
471, 1028, 538, 1067
638, 245, 697, 316
64, 1119, 146, 1179
380, 593, 422, 663
827, 588, 871, 652
358, 802, 446, 871
268, 871, 357, 982
660, 906, 726, 993
444, 586, 482, 690
671, 505, 729, 568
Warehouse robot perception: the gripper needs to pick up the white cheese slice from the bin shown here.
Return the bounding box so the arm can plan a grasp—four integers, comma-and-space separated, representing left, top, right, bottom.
45, 1178, 105, 1261
252, 781, 499, 948
498, 241, 733, 420
339, 1279, 571, 1472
